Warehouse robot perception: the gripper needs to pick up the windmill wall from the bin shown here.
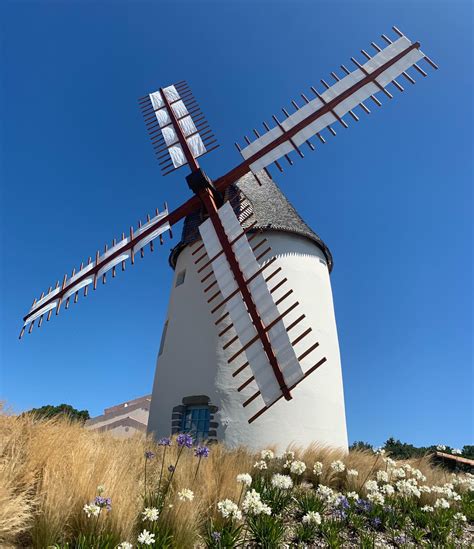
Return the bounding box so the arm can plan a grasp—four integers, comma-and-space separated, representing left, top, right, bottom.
147, 229, 348, 452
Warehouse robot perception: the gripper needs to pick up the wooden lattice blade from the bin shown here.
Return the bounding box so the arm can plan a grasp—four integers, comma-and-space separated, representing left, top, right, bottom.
19, 207, 173, 338
196, 201, 325, 420
229, 28, 436, 178
139, 82, 218, 176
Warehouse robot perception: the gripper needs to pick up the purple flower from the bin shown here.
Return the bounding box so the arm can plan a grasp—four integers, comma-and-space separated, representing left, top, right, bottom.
371, 517, 382, 529
332, 509, 347, 521
394, 535, 407, 546
145, 450, 156, 460
158, 437, 172, 446
168, 465, 175, 473
94, 496, 112, 511
194, 446, 210, 458
211, 531, 221, 541
337, 496, 350, 510
356, 499, 372, 513
177, 433, 193, 448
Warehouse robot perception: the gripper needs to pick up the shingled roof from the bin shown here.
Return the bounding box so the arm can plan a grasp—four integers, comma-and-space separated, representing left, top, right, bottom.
169, 171, 333, 272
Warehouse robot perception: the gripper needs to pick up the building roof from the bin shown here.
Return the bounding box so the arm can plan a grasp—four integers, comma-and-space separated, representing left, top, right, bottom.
85, 399, 150, 427
93, 416, 147, 434
436, 451, 474, 468
169, 171, 333, 271
104, 394, 151, 415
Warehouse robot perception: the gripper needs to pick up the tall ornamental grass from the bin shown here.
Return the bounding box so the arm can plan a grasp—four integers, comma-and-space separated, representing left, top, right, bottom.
0, 408, 471, 547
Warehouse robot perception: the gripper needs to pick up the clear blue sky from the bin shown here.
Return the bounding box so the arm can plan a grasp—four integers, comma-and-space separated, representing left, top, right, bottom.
1, 0, 472, 448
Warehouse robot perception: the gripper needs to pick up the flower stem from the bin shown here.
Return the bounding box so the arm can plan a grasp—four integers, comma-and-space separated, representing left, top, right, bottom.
93, 507, 102, 537
144, 456, 148, 503
193, 456, 202, 485
158, 446, 167, 494
163, 446, 184, 501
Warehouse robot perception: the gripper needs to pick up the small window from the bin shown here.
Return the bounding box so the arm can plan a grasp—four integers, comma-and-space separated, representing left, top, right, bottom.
175, 270, 186, 287
158, 320, 169, 356
180, 406, 210, 440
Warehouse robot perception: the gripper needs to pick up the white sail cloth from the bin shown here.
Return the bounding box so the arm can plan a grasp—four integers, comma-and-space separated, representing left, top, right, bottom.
149, 86, 206, 169
240, 36, 424, 173
23, 209, 171, 326
199, 202, 305, 406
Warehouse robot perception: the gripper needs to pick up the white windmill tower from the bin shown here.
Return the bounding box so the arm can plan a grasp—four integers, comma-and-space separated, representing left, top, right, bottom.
19, 27, 437, 453
148, 172, 348, 451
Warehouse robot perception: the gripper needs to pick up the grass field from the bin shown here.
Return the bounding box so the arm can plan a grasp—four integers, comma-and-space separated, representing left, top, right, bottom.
1, 409, 472, 548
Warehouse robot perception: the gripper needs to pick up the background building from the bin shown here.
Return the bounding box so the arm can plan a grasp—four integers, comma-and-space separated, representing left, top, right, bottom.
86, 394, 151, 438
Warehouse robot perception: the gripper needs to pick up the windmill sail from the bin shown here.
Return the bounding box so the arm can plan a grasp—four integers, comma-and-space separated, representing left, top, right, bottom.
237, 29, 437, 175
139, 82, 218, 176
196, 200, 325, 422
20, 207, 172, 338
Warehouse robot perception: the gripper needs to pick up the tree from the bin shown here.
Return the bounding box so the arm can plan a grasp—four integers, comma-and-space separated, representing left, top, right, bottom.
349, 441, 373, 452
26, 403, 90, 423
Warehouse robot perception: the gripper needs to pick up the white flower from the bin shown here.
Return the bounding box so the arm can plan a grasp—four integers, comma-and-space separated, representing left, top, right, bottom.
436, 444, 446, 451
117, 543, 133, 549
431, 483, 461, 501
376, 470, 389, 483
392, 467, 406, 479
177, 488, 194, 502
217, 499, 242, 520
330, 460, 345, 473
421, 505, 434, 512
316, 484, 335, 502
242, 489, 272, 516
434, 498, 450, 509
396, 479, 421, 498
381, 484, 395, 496
419, 485, 431, 494
271, 474, 293, 490
347, 469, 359, 477
83, 503, 100, 518
96, 485, 106, 495
367, 491, 385, 505
452, 448, 462, 455
365, 480, 379, 492
383, 456, 396, 468
302, 511, 321, 525
253, 460, 268, 470
236, 473, 252, 486
374, 447, 386, 456
142, 507, 160, 521
411, 469, 427, 482
347, 491, 359, 500
313, 461, 323, 476
281, 450, 295, 461
137, 529, 155, 545
453, 512, 467, 522
289, 460, 306, 475
260, 449, 274, 460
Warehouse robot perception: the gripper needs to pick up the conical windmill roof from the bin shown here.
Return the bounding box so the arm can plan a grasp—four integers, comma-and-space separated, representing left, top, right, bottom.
169, 171, 333, 271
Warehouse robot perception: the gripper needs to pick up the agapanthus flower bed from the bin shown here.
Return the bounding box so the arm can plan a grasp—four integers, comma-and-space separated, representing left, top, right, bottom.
1, 413, 472, 548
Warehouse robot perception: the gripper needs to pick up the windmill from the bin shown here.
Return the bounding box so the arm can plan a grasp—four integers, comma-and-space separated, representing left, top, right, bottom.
20, 27, 437, 450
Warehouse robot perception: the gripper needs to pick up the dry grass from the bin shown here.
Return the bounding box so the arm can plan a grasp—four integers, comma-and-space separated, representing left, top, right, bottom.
0, 409, 450, 547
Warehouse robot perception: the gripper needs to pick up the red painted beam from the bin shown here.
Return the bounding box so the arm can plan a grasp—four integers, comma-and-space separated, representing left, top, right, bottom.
199, 187, 292, 401
212, 42, 421, 191
159, 87, 200, 173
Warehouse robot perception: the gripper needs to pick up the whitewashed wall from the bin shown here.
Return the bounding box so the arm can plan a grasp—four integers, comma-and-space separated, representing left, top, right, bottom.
147, 231, 348, 452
